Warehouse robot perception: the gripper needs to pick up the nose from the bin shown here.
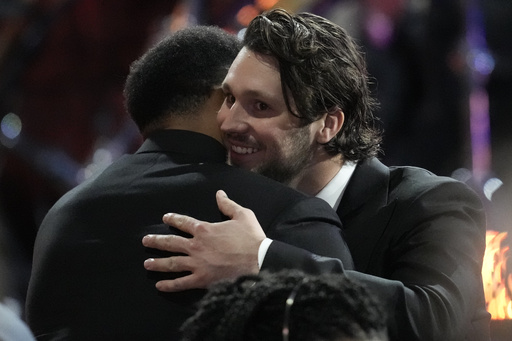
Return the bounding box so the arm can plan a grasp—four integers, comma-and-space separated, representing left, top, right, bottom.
218, 101, 249, 134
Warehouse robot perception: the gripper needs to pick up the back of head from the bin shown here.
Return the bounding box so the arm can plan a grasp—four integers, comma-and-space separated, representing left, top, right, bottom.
124, 26, 241, 136
243, 8, 382, 161
181, 270, 388, 341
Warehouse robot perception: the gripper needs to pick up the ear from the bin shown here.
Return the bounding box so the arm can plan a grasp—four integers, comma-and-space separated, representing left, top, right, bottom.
315, 108, 344, 144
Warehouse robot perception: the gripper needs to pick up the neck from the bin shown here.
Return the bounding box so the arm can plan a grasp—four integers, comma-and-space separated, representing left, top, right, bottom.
161, 114, 221, 143
149, 89, 225, 143
290, 152, 344, 196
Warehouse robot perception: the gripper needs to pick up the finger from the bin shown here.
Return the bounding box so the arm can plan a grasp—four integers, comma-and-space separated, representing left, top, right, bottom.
216, 190, 246, 219
143, 255, 193, 273
142, 234, 189, 254
155, 274, 207, 292
162, 213, 198, 235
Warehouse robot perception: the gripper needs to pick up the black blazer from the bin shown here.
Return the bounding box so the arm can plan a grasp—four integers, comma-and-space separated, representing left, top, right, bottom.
265, 158, 490, 341
25, 130, 353, 341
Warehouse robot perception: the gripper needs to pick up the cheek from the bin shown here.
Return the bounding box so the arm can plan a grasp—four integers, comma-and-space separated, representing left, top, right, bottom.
258, 128, 286, 151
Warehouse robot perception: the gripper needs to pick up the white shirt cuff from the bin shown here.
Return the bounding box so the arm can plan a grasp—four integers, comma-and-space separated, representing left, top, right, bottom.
258, 238, 273, 269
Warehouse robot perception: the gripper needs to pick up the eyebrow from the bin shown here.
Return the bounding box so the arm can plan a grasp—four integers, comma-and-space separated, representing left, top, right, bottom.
221, 82, 277, 100
221, 82, 231, 92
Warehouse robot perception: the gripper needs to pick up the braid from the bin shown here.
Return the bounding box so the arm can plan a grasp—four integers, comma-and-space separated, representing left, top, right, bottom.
181, 270, 388, 341
216, 276, 270, 340
286, 275, 387, 340
179, 281, 238, 340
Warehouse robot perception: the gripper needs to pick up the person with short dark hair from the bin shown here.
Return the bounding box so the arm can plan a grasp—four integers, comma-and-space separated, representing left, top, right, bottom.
25, 25, 352, 340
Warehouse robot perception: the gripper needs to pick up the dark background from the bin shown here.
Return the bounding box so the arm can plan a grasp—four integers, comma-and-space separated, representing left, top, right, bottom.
1, 0, 510, 336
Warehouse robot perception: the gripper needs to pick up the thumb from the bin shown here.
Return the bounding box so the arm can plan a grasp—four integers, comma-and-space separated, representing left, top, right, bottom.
216, 190, 243, 219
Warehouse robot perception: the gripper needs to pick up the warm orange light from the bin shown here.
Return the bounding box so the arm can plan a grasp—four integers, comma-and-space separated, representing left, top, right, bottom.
482, 230, 512, 319
168, 1, 191, 32
236, 5, 261, 27
255, 0, 279, 10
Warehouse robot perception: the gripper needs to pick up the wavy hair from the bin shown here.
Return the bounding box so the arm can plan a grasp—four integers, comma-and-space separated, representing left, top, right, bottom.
243, 9, 382, 161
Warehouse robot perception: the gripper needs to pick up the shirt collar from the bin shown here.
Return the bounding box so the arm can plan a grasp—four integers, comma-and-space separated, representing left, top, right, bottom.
315, 161, 357, 210
137, 129, 227, 164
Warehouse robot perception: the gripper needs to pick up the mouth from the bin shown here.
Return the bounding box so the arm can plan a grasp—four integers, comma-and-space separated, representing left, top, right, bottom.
231, 144, 259, 155
226, 139, 261, 169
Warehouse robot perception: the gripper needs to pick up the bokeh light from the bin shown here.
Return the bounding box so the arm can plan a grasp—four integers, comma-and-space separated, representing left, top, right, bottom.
1, 112, 22, 140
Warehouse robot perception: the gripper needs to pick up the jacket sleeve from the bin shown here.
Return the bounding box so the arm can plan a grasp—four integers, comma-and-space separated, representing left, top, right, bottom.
261, 196, 354, 272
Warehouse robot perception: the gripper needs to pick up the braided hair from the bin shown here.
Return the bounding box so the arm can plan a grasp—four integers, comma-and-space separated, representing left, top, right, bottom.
180, 270, 388, 341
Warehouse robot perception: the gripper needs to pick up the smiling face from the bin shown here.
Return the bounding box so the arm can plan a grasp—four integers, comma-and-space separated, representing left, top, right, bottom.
217, 48, 319, 186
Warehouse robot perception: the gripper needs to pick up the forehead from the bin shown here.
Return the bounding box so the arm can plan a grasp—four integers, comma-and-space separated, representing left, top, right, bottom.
223, 47, 283, 98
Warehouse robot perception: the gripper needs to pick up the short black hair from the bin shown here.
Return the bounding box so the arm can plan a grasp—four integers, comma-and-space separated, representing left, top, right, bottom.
181, 270, 388, 341
124, 26, 241, 135
244, 9, 382, 161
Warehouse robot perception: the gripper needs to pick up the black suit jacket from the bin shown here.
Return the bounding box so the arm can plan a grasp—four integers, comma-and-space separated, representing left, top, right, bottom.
265, 158, 490, 341
25, 130, 353, 341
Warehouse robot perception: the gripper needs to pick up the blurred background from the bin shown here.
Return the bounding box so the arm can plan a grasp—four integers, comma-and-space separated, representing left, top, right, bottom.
0, 0, 510, 338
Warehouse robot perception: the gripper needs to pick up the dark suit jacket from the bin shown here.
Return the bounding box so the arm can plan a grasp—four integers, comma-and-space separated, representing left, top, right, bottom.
265, 158, 490, 341
25, 130, 353, 341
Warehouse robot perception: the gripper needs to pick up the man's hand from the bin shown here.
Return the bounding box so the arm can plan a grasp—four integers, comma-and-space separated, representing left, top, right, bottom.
142, 190, 266, 292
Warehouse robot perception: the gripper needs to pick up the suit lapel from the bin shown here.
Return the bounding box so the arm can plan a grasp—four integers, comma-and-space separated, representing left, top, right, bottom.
337, 158, 389, 223
337, 158, 396, 272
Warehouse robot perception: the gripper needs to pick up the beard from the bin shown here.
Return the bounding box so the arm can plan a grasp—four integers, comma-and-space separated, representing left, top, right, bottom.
253, 125, 314, 186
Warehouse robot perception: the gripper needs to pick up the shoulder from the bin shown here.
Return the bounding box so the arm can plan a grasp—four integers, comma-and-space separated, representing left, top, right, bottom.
210, 163, 308, 201
387, 165, 485, 225
350, 158, 481, 208
224, 166, 315, 207
389, 165, 479, 200
210, 166, 339, 226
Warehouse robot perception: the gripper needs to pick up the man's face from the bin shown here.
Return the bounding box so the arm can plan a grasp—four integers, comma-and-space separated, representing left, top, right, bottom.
217, 47, 316, 185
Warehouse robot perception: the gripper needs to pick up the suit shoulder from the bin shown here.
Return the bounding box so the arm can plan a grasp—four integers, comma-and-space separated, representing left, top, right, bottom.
213, 164, 309, 200
208, 165, 336, 226
388, 165, 481, 204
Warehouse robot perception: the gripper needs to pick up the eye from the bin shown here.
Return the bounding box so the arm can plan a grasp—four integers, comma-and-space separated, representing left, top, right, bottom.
255, 101, 269, 111
224, 94, 235, 108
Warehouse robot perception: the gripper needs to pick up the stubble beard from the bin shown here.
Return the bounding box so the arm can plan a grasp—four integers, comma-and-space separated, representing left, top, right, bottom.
253, 126, 314, 186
